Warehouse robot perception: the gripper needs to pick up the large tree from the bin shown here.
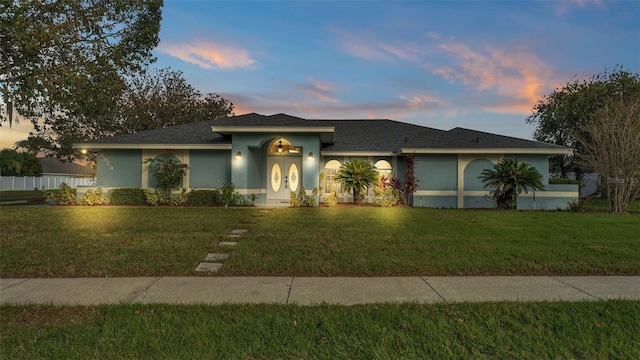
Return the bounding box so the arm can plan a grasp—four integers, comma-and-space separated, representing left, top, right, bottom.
14, 68, 234, 160
119, 68, 234, 134
574, 96, 640, 213
0, 148, 42, 176
526, 67, 640, 189
1, 0, 163, 127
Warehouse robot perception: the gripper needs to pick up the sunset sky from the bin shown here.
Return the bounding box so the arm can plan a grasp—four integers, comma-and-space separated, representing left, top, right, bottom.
1, 0, 638, 149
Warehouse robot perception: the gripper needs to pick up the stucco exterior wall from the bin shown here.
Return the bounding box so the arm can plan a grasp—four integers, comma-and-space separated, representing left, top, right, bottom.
189, 150, 231, 188
96, 150, 142, 187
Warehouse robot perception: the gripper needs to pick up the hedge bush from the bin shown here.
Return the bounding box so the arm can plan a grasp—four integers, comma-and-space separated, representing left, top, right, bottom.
186, 189, 221, 205
109, 188, 147, 205
80, 188, 109, 206
44, 183, 76, 205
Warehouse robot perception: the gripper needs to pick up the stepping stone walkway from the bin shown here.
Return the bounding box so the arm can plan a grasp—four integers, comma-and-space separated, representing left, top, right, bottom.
195, 262, 223, 273
204, 253, 230, 261
195, 229, 250, 273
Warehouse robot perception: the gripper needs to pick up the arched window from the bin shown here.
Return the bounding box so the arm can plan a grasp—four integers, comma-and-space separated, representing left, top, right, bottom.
324, 160, 342, 194
268, 138, 300, 154
374, 160, 392, 180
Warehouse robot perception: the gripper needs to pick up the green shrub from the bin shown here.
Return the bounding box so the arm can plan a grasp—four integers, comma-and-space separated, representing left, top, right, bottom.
549, 177, 580, 185
186, 189, 221, 205
220, 184, 245, 206
290, 186, 318, 207
79, 188, 109, 206
44, 182, 76, 205
324, 191, 338, 207
144, 189, 187, 206
144, 189, 165, 206
109, 188, 147, 205
289, 191, 301, 207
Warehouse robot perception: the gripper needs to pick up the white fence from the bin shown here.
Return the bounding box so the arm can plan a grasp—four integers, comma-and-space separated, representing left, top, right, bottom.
0, 175, 95, 191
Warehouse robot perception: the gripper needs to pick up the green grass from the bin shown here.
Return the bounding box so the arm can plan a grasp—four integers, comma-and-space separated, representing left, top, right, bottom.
0, 207, 258, 277
0, 190, 48, 202
222, 207, 640, 276
582, 198, 640, 213
1, 301, 638, 359
1, 207, 639, 277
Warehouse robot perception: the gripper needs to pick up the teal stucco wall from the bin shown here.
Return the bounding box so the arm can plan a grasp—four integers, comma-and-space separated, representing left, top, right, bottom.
463, 158, 494, 191
415, 155, 457, 191
189, 150, 231, 188
96, 150, 142, 187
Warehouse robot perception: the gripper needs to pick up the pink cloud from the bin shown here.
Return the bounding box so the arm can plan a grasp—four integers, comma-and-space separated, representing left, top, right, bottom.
431, 40, 555, 114
297, 78, 340, 103
555, 0, 606, 15
157, 41, 256, 69
336, 29, 425, 63
399, 93, 450, 111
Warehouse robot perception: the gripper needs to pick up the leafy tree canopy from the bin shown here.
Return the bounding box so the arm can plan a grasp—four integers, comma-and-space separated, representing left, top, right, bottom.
118, 68, 234, 134
0, 148, 43, 176
11, 67, 234, 161
526, 66, 640, 178
1, 0, 163, 126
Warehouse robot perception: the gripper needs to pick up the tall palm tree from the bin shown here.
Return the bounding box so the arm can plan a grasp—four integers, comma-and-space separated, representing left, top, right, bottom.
335, 159, 379, 205
479, 158, 545, 210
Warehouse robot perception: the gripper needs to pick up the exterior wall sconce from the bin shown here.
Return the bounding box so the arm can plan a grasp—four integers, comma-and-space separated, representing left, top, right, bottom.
277, 140, 284, 154
307, 152, 314, 159
235, 151, 242, 159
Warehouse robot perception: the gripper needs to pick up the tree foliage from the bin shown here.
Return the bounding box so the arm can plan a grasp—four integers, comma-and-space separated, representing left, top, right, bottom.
0, 148, 43, 176
118, 68, 234, 134
11, 68, 234, 161
1, 0, 163, 126
479, 158, 545, 210
526, 67, 640, 182
335, 159, 379, 205
574, 96, 640, 213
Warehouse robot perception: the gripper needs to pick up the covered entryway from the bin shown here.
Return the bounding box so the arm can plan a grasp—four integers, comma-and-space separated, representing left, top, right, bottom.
266, 138, 302, 204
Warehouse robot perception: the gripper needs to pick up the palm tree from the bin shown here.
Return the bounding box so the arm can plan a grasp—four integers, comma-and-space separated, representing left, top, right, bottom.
479, 158, 545, 210
335, 159, 379, 205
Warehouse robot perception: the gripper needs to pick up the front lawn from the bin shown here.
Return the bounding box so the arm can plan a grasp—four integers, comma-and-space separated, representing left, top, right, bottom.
1, 207, 638, 277
0, 207, 258, 277
2, 301, 638, 359
222, 207, 640, 276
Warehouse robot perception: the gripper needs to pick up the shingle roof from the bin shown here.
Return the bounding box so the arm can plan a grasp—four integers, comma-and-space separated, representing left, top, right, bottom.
79, 113, 568, 152
88, 119, 229, 145
39, 157, 96, 176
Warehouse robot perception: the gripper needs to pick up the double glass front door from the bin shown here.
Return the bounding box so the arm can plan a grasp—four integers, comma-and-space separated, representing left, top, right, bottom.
267, 157, 301, 201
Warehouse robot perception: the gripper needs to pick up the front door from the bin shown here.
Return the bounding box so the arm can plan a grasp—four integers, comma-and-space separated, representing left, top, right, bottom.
267, 156, 301, 203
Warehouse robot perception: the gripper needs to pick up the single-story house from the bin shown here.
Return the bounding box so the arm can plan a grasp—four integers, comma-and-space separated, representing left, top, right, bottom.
75, 113, 578, 209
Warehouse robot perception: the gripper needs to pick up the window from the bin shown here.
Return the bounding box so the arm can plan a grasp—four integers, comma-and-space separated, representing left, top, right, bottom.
374, 160, 392, 180
324, 160, 342, 194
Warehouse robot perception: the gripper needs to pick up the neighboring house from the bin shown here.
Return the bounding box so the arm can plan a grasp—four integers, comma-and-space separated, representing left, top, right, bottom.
74, 113, 578, 209
38, 157, 96, 190
0, 157, 95, 191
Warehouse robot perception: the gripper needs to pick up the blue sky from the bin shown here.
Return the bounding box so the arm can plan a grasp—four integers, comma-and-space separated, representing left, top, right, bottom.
1, 0, 638, 148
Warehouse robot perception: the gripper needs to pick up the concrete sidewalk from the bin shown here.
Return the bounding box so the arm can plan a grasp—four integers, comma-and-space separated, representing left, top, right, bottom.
1, 276, 639, 306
